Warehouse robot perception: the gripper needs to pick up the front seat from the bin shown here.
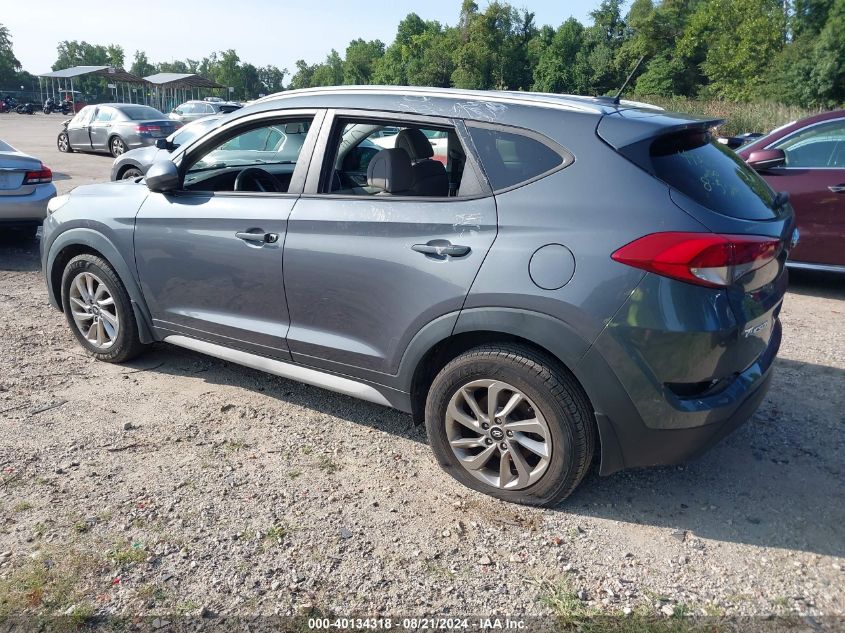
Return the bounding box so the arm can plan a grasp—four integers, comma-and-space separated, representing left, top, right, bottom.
367, 148, 414, 196
395, 128, 449, 196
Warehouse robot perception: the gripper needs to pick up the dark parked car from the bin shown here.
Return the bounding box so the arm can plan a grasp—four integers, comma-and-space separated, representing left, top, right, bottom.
739, 110, 845, 272
41, 87, 795, 506
57, 104, 181, 158
169, 99, 241, 124
111, 115, 222, 180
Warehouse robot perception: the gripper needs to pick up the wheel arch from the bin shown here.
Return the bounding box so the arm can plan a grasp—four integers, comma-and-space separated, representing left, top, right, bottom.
404, 308, 593, 420
47, 228, 155, 343
401, 307, 623, 476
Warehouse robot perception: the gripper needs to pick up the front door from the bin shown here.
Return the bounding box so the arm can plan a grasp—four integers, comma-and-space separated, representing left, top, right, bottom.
88, 106, 114, 151
283, 112, 497, 376
766, 118, 845, 266
134, 112, 321, 358
67, 106, 95, 150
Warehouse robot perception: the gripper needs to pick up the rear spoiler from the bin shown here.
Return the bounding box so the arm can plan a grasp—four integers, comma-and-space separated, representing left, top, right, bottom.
597, 109, 724, 150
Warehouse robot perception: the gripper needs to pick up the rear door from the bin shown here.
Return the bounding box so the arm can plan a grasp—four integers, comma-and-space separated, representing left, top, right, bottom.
283, 110, 496, 377
763, 118, 845, 266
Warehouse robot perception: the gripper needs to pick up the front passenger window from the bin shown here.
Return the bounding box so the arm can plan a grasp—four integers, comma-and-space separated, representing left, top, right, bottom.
183, 118, 312, 194
775, 120, 845, 167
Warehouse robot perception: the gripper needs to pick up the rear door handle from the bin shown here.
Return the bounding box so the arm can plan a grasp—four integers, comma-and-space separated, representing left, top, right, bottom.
412, 241, 471, 257
235, 231, 279, 244
828, 185, 845, 193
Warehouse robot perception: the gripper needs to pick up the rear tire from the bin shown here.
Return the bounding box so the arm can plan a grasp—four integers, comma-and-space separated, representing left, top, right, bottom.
424, 344, 595, 507
61, 254, 145, 363
109, 136, 126, 158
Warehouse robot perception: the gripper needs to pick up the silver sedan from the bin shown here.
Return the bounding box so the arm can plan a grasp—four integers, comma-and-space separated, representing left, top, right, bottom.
0, 139, 56, 238
57, 104, 181, 159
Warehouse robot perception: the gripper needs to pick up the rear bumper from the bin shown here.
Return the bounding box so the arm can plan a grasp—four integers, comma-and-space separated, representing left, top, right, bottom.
0, 183, 56, 223
580, 315, 781, 475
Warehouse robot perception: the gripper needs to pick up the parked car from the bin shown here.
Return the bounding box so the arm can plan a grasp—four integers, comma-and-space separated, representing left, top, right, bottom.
717, 131, 763, 149
0, 139, 56, 238
56, 104, 181, 158
739, 110, 845, 272
111, 115, 223, 180
169, 100, 241, 124
41, 87, 795, 506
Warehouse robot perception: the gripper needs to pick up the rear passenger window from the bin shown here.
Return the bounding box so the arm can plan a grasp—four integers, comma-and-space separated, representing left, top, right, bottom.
467, 126, 566, 191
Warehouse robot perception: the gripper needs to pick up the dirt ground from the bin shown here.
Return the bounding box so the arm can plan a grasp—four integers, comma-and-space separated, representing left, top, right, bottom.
0, 114, 843, 629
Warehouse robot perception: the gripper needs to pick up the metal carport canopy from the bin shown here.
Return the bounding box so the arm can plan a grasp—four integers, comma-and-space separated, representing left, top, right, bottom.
37, 66, 149, 108
143, 73, 223, 89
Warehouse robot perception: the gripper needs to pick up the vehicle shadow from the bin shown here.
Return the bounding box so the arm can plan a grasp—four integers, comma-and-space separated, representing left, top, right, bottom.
129, 342, 844, 557
787, 268, 845, 300
566, 356, 844, 558
0, 231, 41, 272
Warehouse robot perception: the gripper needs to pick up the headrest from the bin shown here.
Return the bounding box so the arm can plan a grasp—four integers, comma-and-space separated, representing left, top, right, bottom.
395, 128, 434, 160
367, 148, 413, 193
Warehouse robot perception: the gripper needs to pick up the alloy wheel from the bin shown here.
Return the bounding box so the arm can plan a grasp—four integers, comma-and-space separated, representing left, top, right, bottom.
444, 379, 552, 490
122, 168, 142, 180
58, 134, 69, 152
68, 272, 120, 350
111, 138, 125, 156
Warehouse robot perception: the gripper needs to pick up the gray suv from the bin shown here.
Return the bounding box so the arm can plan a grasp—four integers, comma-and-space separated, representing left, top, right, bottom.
41, 87, 796, 506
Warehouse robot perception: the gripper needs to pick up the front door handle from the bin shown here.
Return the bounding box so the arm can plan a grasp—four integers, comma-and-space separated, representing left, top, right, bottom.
828, 185, 845, 193
235, 231, 279, 244
412, 241, 471, 258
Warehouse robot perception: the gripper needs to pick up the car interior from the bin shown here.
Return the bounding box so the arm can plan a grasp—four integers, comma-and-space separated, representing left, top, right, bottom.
327, 121, 469, 197
182, 119, 312, 193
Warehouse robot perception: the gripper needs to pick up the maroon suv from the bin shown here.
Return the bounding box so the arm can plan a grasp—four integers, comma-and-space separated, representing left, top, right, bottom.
739, 110, 845, 272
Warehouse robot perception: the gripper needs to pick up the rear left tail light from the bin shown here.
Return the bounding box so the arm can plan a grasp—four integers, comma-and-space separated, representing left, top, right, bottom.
136, 124, 161, 134
611, 232, 781, 288
23, 163, 53, 185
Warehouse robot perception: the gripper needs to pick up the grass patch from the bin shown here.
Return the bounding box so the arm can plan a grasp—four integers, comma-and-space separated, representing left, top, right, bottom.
13, 501, 33, 513
632, 95, 820, 137
0, 549, 98, 627
108, 543, 146, 567
538, 580, 733, 633
317, 455, 339, 474
288, 470, 302, 480
265, 524, 289, 544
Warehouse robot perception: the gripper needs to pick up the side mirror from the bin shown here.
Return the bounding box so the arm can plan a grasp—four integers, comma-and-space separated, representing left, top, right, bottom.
747, 148, 785, 171
155, 138, 173, 150
146, 160, 179, 193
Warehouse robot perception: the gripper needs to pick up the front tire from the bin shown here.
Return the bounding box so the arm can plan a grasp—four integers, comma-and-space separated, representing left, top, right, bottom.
120, 166, 143, 180
424, 344, 595, 507
61, 254, 145, 363
57, 132, 71, 153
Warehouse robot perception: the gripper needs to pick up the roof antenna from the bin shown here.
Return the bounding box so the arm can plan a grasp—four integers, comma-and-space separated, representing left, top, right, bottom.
612, 56, 646, 105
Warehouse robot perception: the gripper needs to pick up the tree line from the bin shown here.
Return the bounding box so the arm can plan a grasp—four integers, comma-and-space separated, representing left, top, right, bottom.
2, 0, 844, 108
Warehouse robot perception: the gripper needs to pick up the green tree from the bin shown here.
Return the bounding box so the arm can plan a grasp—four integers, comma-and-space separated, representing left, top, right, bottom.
343, 39, 385, 84
130, 51, 155, 78
808, 0, 845, 105
679, 0, 786, 100
0, 24, 22, 88
532, 18, 585, 93
310, 49, 344, 87
289, 59, 317, 89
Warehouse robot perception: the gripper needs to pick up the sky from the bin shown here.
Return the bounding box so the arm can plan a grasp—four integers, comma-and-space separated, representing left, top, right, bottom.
3, 0, 609, 77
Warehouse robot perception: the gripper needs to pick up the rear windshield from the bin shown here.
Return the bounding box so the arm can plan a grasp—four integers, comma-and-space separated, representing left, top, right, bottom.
648, 130, 776, 220
119, 106, 166, 121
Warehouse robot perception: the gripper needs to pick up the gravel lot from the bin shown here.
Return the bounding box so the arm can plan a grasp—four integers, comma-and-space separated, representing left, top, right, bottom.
1, 114, 844, 629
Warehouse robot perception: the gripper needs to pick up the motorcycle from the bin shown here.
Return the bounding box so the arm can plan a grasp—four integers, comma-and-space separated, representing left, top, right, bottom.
15, 102, 34, 115
42, 97, 70, 115
0, 96, 17, 113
